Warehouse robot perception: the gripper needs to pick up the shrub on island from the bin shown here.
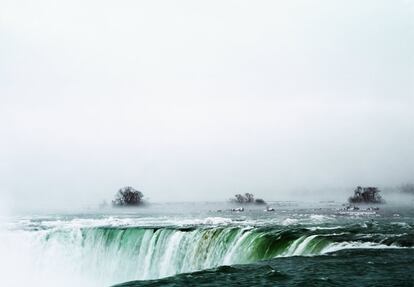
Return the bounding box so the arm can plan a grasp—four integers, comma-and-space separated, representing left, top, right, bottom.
112, 186, 144, 207
348, 186, 384, 204
230, 193, 266, 205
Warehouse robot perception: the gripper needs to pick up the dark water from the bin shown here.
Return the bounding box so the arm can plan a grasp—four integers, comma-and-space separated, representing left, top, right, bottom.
115, 249, 414, 287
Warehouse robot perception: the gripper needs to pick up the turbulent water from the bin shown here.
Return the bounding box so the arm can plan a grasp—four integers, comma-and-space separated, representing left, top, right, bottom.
0, 202, 413, 286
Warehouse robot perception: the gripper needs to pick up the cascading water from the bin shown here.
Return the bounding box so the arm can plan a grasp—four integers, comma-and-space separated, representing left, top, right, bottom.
2, 224, 404, 287
1, 212, 412, 287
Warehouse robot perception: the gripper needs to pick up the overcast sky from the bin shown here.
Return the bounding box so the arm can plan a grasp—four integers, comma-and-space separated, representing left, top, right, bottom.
1, 0, 413, 209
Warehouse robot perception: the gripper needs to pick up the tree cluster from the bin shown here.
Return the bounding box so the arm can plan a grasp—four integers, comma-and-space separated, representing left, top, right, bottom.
348, 186, 383, 204
112, 186, 144, 206
231, 193, 266, 205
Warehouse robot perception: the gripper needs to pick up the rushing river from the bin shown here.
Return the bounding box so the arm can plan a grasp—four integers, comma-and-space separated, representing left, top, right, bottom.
0, 202, 413, 286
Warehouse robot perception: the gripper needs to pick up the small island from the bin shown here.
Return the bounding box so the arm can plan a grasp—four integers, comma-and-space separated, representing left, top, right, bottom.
348, 186, 384, 204
112, 186, 144, 207
230, 193, 267, 205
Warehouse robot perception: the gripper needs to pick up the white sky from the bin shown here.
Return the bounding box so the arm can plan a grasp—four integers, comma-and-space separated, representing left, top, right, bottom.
1, 0, 413, 209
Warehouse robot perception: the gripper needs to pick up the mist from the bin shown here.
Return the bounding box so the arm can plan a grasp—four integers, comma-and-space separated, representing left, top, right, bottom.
1, 0, 413, 211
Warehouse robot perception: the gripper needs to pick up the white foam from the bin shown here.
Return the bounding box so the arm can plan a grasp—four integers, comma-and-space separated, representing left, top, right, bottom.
8, 216, 241, 231
309, 214, 331, 221
307, 226, 343, 231
321, 241, 402, 254
282, 218, 299, 225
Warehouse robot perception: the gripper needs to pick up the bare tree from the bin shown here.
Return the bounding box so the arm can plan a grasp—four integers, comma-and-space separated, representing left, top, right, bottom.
348, 186, 383, 204
112, 186, 144, 206
231, 193, 266, 205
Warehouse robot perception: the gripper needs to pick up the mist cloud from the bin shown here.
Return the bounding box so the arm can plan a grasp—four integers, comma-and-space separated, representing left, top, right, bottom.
1, 0, 413, 210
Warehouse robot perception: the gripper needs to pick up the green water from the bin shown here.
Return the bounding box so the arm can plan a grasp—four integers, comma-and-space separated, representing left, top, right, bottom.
0, 202, 413, 286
